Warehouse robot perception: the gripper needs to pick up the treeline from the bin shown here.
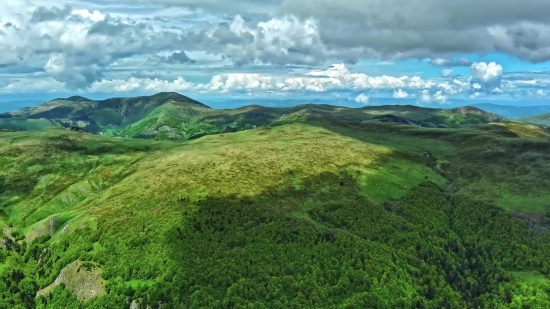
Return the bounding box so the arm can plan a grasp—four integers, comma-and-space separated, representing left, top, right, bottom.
1, 178, 550, 308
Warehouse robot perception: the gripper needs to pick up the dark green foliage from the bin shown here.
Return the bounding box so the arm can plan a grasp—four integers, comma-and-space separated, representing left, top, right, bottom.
89, 109, 123, 127
2, 176, 550, 308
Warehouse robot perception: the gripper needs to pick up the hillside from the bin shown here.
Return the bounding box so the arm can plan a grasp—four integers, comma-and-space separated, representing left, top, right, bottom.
0, 93, 507, 141
515, 113, 550, 127
1, 95, 550, 308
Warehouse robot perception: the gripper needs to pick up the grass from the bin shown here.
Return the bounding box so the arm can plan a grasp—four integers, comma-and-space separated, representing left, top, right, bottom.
125, 279, 155, 289
495, 122, 550, 138
0, 123, 446, 239
509, 271, 550, 284
356, 159, 447, 204
498, 193, 550, 214
0, 129, 181, 231
96, 122, 447, 212
22, 211, 79, 243
92, 241, 103, 252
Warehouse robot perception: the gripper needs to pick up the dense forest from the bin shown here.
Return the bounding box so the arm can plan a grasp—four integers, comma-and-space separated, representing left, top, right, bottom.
2, 178, 550, 308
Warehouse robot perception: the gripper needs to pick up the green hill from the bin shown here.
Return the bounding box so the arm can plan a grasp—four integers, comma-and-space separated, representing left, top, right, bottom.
1, 94, 550, 308
515, 112, 550, 127
0, 93, 507, 141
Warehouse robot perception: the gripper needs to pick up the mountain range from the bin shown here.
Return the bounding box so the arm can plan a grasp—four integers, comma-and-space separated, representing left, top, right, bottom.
0, 92, 512, 140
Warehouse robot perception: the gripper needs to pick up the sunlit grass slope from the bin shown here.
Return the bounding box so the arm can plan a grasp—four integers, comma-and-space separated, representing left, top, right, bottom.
0, 123, 448, 233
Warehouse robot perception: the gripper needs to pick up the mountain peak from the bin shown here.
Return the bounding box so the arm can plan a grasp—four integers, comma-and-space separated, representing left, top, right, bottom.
149, 92, 210, 108
56, 95, 91, 102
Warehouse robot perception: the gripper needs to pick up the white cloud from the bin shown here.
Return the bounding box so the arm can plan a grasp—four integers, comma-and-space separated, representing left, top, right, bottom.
0, 77, 65, 93
432, 91, 448, 103
355, 93, 369, 104
440, 69, 453, 78
2, 62, 462, 96
470, 62, 503, 83
393, 89, 408, 98
0, 60, 523, 103
0, 0, 546, 103
529, 89, 549, 98
71, 9, 106, 22
89, 77, 196, 93
419, 90, 431, 103
418, 89, 448, 104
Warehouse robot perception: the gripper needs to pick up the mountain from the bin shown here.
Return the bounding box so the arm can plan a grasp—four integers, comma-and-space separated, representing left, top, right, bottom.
515, 112, 550, 127
471, 103, 550, 118
0, 93, 507, 140
1, 93, 550, 308
0, 92, 208, 135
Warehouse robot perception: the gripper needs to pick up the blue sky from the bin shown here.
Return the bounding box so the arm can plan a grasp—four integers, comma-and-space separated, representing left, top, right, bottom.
0, 0, 550, 110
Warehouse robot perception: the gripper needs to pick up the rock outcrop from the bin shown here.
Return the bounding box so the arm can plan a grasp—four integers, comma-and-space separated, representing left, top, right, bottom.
36, 260, 106, 301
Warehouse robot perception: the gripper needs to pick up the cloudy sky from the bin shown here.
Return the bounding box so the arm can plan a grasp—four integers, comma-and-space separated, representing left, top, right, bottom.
1, 0, 550, 107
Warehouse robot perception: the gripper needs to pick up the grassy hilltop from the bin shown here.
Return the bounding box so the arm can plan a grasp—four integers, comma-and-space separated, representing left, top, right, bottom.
1, 93, 550, 308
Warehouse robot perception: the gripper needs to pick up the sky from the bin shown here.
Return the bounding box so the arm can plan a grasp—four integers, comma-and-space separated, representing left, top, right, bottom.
1, 0, 550, 109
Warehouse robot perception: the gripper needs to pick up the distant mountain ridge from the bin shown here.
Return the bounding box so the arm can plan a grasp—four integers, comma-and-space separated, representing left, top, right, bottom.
0, 92, 508, 140
515, 113, 550, 127
471, 103, 550, 118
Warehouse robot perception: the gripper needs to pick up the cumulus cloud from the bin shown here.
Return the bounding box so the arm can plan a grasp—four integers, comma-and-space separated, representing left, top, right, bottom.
205, 64, 447, 93
122, 0, 281, 15
280, 0, 550, 62
418, 90, 448, 104
30, 5, 73, 23
355, 93, 369, 104
470, 62, 503, 83
62, 63, 455, 96
164, 51, 196, 64
89, 76, 196, 93
470, 92, 485, 98
465, 61, 506, 96
44, 54, 103, 90
528, 89, 549, 98
0, 0, 548, 101
0, 60, 522, 103
440, 69, 453, 78
393, 89, 408, 99
2, 62, 458, 95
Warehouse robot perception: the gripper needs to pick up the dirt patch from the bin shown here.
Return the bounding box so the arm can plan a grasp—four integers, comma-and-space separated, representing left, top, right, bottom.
511, 211, 549, 234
